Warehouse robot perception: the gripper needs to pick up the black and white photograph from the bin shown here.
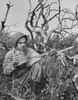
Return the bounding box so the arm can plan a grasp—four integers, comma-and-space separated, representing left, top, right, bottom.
0, 0, 78, 100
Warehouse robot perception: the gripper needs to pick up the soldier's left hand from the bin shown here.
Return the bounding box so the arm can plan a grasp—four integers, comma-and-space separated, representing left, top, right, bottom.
48, 49, 57, 56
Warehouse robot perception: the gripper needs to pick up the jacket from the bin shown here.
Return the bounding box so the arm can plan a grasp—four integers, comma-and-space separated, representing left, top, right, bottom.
3, 47, 40, 74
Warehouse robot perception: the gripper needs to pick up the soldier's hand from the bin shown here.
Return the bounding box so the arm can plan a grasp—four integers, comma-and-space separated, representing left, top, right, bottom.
48, 49, 57, 56
13, 54, 19, 64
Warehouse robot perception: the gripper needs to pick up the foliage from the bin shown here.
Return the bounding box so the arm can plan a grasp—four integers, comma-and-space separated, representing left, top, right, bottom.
0, 33, 78, 100
1, 0, 78, 100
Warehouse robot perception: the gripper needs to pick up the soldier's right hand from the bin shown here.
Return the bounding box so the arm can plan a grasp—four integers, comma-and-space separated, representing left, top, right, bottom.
13, 54, 19, 64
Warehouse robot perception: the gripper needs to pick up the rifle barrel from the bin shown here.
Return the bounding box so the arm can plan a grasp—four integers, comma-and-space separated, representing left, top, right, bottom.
27, 46, 74, 61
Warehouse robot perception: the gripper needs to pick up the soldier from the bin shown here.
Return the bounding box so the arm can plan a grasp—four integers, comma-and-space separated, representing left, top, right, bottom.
3, 32, 42, 95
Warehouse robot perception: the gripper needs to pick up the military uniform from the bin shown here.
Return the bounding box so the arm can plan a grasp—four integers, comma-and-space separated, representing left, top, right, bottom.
3, 32, 42, 95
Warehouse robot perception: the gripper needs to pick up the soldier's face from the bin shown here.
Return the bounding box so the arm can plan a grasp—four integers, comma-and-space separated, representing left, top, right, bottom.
17, 37, 26, 51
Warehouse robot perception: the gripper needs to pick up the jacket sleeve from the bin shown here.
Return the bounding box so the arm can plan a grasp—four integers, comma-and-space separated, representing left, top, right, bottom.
3, 50, 14, 74
27, 48, 40, 66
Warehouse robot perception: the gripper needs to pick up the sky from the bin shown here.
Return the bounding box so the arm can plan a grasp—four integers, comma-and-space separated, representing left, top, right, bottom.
0, 0, 78, 35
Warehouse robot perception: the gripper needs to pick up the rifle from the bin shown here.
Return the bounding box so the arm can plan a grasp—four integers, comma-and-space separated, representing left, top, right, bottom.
26, 46, 74, 61
18, 46, 74, 88
10, 46, 74, 94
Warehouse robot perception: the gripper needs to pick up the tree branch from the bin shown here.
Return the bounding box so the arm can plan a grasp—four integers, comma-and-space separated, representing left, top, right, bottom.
0, 1, 13, 32
43, 0, 61, 26
0, 41, 9, 51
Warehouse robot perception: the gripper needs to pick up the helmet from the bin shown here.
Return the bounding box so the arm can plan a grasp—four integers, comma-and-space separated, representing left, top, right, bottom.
11, 32, 28, 47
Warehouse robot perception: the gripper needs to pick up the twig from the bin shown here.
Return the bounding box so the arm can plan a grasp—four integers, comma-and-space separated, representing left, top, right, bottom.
0, 41, 9, 51
8, 93, 24, 100
43, 0, 61, 26
0, 1, 13, 31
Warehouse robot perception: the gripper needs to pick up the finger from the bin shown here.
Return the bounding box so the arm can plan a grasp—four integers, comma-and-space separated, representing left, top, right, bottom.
13, 55, 19, 59
13, 59, 19, 63
13, 58, 19, 61
13, 57, 19, 61
13, 54, 19, 59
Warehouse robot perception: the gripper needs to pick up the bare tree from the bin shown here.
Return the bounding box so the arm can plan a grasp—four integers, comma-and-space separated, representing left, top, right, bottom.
25, 0, 78, 51
0, 1, 13, 32
0, 1, 13, 51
